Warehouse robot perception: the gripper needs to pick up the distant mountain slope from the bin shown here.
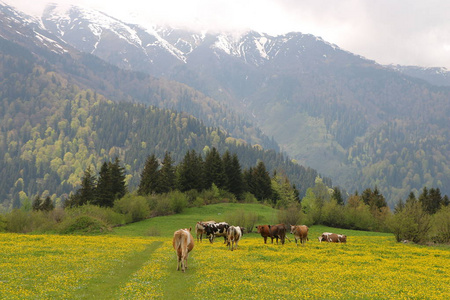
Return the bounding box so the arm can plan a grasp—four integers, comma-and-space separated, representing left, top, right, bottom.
387, 65, 450, 87
0, 3, 329, 209
39, 3, 450, 204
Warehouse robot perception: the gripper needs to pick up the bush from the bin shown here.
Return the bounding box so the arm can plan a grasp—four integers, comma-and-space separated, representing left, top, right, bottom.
168, 191, 188, 214
59, 215, 109, 234
321, 200, 346, 228
0, 214, 7, 232
5, 209, 33, 233
277, 203, 305, 226
224, 209, 259, 233
114, 194, 150, 223
386, 200, 431, 243
66, 204, 126, 226
430, 206, 450, 243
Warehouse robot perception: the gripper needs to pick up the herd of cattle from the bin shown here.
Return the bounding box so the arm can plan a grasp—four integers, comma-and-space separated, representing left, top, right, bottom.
173, 221, 347, 272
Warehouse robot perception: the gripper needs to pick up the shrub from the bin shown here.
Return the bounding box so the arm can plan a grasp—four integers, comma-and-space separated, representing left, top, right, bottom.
277, 203, 305, 226
224, 209, 259, 233
0, 214, 7, 232
168, 191, 188, 214
321, 200, 346, 228
66, 204, 125, 226
430, 206, 450, 243
5, 209, 32, 233
386, 200, 431, 243
59, 215, 109, 234
114, 195, 150, 223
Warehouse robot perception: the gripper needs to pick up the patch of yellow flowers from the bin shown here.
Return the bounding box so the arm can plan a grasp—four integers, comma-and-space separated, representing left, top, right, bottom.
1, 233, 449, 299
0, 233, 149, 299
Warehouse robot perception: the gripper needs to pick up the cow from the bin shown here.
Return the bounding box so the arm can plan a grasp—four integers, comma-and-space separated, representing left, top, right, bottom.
290, 225, 309, 246
338, 234, 347, 243
319, 232, 347, 243
256, 225, 271, 244
172, 228, 194, 272
195, 220, 215, 243
256, 224, 286, 245
270, 224, 286, 245
226, 226, 244, 251
203, 222, 229, 243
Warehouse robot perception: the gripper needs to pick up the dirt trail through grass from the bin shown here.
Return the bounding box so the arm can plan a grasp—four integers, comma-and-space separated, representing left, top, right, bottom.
77, 240, 163, 299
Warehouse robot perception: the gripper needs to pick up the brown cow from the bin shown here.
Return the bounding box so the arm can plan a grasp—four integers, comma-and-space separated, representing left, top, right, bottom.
290, 225, 309, 246
270, 224, 286, 245
256, 225, 271, 244
172, 228, 194, 272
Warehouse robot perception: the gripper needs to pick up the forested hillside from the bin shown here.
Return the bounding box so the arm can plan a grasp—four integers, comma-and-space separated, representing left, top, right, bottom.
0, 38, 326, 210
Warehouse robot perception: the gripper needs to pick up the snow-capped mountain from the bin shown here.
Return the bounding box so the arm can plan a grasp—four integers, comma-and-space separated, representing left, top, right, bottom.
387, 65, 450, 87
0, 2, 70, 54
40, 3, 367, 76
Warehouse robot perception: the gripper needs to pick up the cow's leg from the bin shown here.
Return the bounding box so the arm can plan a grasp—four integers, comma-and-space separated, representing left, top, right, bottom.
264, 236, 267, 244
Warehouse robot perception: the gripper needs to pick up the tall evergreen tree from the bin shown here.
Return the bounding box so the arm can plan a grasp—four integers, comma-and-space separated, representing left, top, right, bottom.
332, 187, 344, 205
79, 166, 97, 206
204, 147, 226, 190
32, 195, 42, 211
138, 154, 159, 195
252, 161, 272, 201
156, 152, 176, 193
41, 196, 54, 211
109, 157, 127, 200
178, 150, 204, 192
222, 151, 244, 199
95, 161, 113, 207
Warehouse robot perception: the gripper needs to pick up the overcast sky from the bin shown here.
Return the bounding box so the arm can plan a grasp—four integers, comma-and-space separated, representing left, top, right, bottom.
4, 0, 450, 69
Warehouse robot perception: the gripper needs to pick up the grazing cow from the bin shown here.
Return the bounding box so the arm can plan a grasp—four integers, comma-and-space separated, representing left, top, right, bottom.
172, 228, 194, 272
270, 224, 286, 245
290, 225, 309, 246
319, 232, 347, 243
195, 220, 215, 243
203, 222, 229, 243
256, 225, 272, 244
338, 234, 347, 243
227, 226, 244, 251
256, 224, 286, 245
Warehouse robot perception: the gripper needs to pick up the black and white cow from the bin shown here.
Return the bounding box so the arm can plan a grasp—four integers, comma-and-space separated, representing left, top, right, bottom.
203, 222, 229, 243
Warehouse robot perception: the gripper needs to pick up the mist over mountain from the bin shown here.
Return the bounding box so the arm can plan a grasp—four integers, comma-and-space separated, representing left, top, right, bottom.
1, 2, 449, 206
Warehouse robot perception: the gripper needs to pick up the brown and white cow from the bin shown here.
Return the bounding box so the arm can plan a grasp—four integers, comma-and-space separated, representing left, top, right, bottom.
226, 226, 244, 251
290, 225, 309, 246
172, 228, 194, 272
319, 232, 347, 243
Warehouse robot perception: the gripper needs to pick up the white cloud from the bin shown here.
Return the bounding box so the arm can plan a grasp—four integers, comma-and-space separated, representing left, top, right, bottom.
3, 0, 450, 69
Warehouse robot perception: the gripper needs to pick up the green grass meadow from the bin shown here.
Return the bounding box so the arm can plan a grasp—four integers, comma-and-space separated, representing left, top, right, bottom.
1, 203, 449, 299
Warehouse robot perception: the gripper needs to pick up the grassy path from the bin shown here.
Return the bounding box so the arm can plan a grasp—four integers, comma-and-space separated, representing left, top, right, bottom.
77, 240, 163, 299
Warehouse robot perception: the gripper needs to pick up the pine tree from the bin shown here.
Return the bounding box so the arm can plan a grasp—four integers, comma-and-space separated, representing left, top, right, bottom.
109, 157, 127, 200
204, 147, 226, 190
41, 196, 54, 211
332, 187, 344, 205
156, 152, 176, 193
138, 154, 159, 195
178, 150, 204, 192
252, 161, 272, 201
95, 161, 113, 207
32, 195, 42, 211
79, 166, 96, 206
